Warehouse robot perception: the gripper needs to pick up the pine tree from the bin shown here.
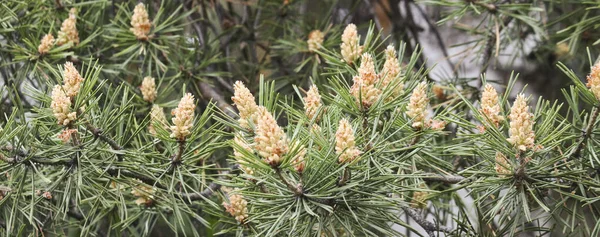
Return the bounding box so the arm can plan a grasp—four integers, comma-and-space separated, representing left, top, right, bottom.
2, 1, 600, 236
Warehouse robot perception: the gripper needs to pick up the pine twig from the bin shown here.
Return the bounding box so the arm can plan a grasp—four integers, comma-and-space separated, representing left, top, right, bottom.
0, 153, 15, 163
421, 173, 465, 184
179, 181, 223, 203
85, 123, 123, 161
171, 140, 186, 164
337, 167, 351, 186
67, 200, 84, 220
257, 182, 269, 193
274, 167, 303, 196
178, 164, 240, 202
479, 3, 514, 77
29, 157, 72, 166
84, 123, 123, 150
480, 29, 497, 76
105, 167, 167, 190
54, 0, 63, 9
107, 165, 241, 203
198, 81, 237, 118
571, 107, 600, 159
469, 1, 498, 12
1, 152, 72, 167
107, 164, 235, 203
412, 2, 459, 79
402, 206, 452, 237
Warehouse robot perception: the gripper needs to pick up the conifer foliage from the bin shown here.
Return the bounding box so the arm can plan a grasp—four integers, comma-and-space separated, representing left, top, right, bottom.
2, 1, 600, 236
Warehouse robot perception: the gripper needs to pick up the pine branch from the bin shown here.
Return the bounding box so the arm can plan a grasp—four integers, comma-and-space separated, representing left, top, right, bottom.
1, 152, 71, 167
67, 200, 84, 221
84, 123, 123, 161
198, 81, 237, 118
469, 0, 498, 12
250, 179, 270, 193
166, 140, 187, 174
185, 9, 205, 47
402, 206, 452, 237
179, 164, 240, 202
54, 0, 63, 9
412, 2, 458, 79
107, 165, 244, 204
258, 182, 269, 193
337, 167, 351, 186
105, 167, 167, 190
171, 140, 186, 164
479, 2, 515, 77
274, 167, 303, 196
3, 145, 235, 204
421, 173, 465, 184
29, 157, 72, 166
0, 185, 10, 200
1, 145, 15, 153
571, 106, 600, 159
0, 153, 15, 163
179, 180, 222, 203
401, 0, 428, 77
107, 165, 240, 203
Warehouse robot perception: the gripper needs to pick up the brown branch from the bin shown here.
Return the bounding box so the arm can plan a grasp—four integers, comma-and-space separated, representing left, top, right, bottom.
412, 2, 459, 79
107, 164, 236, 203
178, 181, 223, 203
84, 123, 124, 161
479, 5, 514, 77
337, 167, 351, 187
1, 152, 72, 167
0, 185, 10, 192
469, 1, 497, 13
571, 107, 600, 159
183, 2, 205, 47
105, 167, 167, 190
306, 195, 335, 205
421, 173, 465, 184
402, 206, 452, 237
171, 140, 186, 164
0, 145, 12, 152
402, 0, 428, 76
54, 0, 63, 9
257, 182, 269, 193
0, 153, 15, 163
67, 200, 84, 220
108, 165, 243, 203
274, 167, 303, 196
3, 145, 238, 205
178, 164, 240, 202
1, 145, 29, 158
480, 29, 497, 76
198, 81, 237, 118
374, 0, 430, 80
29, 157, 72, 166
0, 186, 10, 227
84, 123, 122, 150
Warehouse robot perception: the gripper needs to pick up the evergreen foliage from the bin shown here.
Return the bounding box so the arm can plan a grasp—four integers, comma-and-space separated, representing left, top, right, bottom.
2, 0, 600, 236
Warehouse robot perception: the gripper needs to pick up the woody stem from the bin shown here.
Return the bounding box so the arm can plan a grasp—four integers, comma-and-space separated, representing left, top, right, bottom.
571, 106, 600, 159
337, 167, 351, 186
274, 167, 302, 196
